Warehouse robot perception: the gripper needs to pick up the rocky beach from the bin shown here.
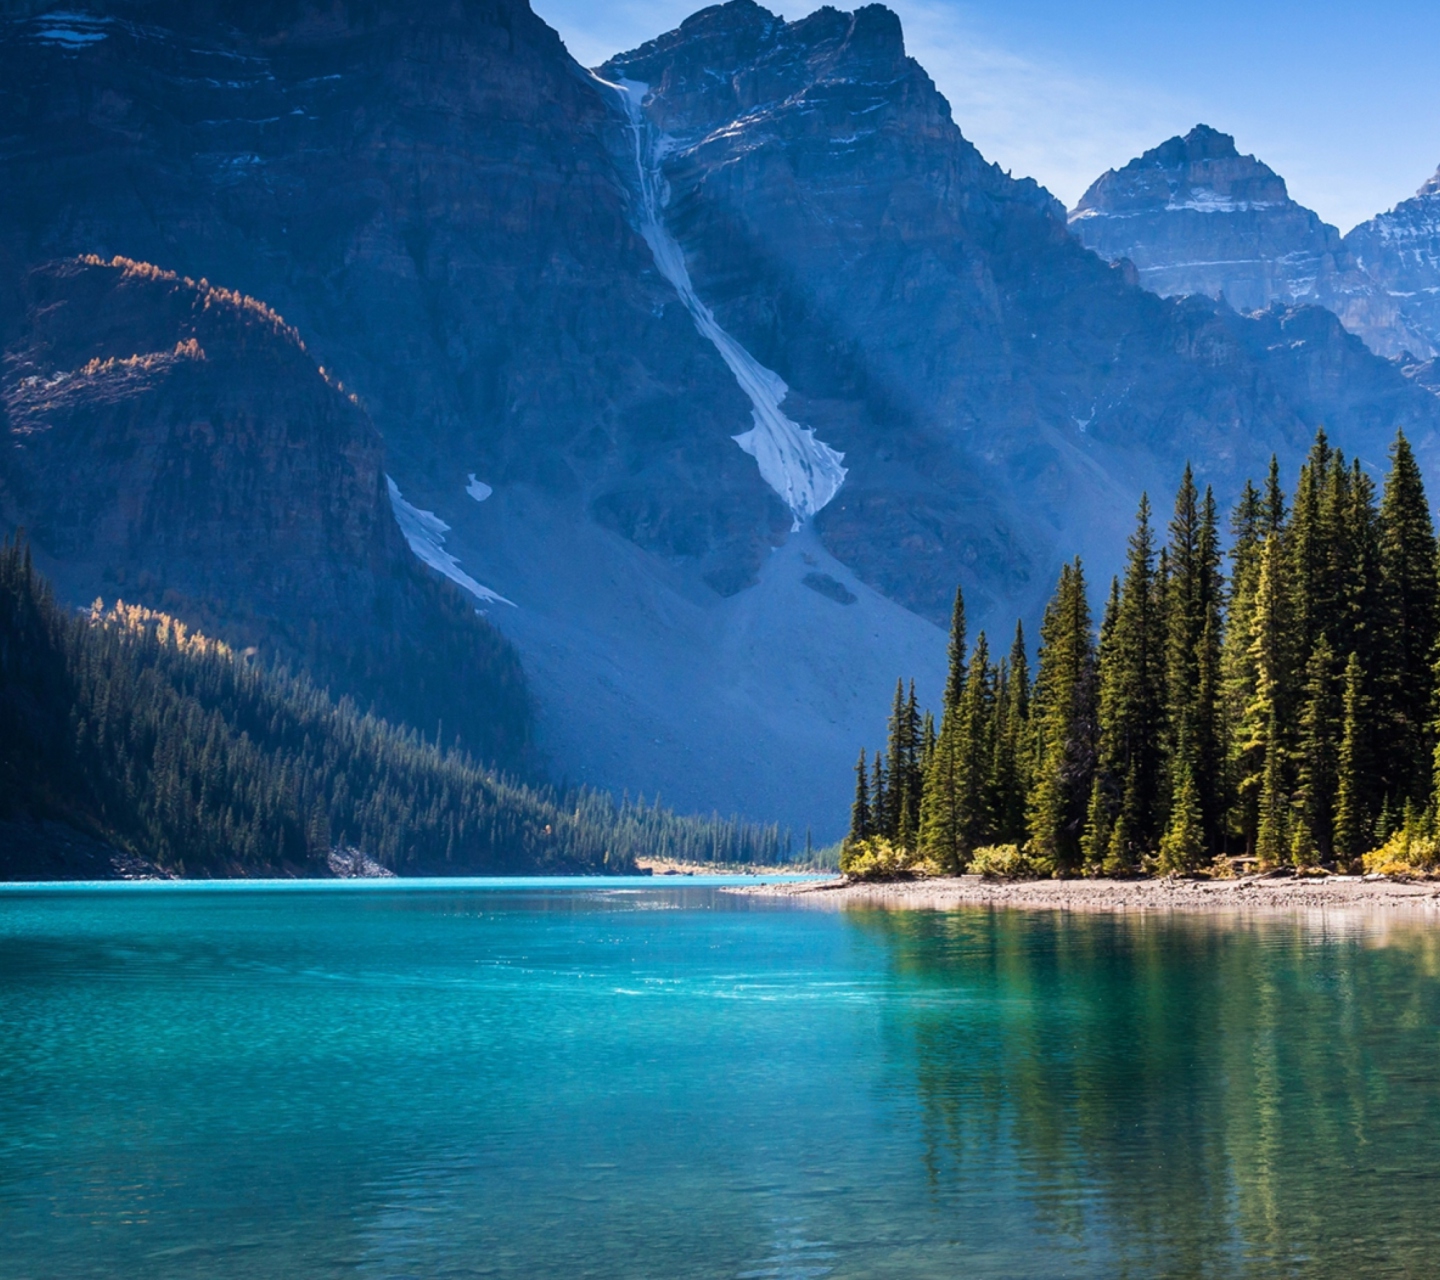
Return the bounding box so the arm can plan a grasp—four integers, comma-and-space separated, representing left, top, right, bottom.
735, 874, 1440, 916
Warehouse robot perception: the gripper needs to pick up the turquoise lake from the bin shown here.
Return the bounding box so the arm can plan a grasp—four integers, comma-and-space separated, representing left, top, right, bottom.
3, 880, 1440, 1278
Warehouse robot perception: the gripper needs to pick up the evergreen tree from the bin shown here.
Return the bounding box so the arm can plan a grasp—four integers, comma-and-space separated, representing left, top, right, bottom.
1333, 653, 1368, 865
944, 584, 968, 711
1158, 735, 1205, 872
848, 449, 1440, 881
920, 586, 974, 869
1255, 706, 1290, 867
1378, 430, 1439, 805
1027, 560, 1097, 873
956, 633, 996, 853
884, 680, 908, 840
1223, 478, 1268, 847
1083, 578, 1121, 871
1237, 532, 1295, 856
903, 680, 923, 840
871, 751, 889, 839
849, 749, 871, 844
1293, 639, 1340, 864
919, 718, 962, 870
1166, 470, 1227, 855
992, 621, 1031, 843
1095, 496, 1167, 867
1288, 429, 1333, 664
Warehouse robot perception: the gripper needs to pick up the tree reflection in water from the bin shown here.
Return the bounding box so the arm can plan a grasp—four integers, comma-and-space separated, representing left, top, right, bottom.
849, 907, 1440, 1277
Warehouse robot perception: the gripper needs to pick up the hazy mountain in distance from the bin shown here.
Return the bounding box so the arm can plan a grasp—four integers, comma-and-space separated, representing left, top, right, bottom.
1346, 166, 1440, 365
1069, 125, 1431, 359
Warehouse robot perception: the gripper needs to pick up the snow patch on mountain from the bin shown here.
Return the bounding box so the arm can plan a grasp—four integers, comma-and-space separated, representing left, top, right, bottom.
602, 75, 846, 529
466, 474, 493, 503
29, 12, 109, 47
387, 477, 513, 607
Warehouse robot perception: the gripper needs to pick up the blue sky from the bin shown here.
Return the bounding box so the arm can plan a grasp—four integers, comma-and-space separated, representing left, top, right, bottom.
536, 0, 1440, 232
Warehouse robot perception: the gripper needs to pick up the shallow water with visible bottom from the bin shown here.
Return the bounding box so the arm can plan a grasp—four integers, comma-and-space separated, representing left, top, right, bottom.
3, 879, 1440, 1278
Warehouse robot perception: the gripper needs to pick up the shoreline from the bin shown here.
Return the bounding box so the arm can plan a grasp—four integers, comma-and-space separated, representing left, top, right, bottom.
634, 856, 828, 877
731, 873, 1440, 916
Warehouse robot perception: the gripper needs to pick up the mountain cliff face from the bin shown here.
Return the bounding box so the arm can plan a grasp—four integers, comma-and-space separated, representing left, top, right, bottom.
1069, 126, 1427, 359
0, 254, 530, 765
0, 0, 783, 596
1345, 167, 1440, 362
4, 0, 1440, 837
603, 10, 1440, 622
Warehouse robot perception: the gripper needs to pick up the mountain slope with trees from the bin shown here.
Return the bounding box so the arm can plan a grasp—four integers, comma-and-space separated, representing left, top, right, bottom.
0, 538, 792, 878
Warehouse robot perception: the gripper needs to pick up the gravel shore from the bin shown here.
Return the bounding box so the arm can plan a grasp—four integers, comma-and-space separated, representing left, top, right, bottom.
731, 873, 1440, 916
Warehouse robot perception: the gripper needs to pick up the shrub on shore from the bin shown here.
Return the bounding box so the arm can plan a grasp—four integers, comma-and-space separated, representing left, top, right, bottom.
969, 844, 1054, 880
1362, 829, 1440, 876
840, 837, 937, 881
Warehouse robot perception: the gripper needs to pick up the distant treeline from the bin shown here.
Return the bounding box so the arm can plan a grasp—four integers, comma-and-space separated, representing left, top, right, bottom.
0, 538, 792, 876
849, 430, 1440, 874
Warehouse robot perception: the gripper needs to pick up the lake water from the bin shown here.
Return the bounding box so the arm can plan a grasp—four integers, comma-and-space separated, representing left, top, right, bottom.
3, 880, 1440, 1278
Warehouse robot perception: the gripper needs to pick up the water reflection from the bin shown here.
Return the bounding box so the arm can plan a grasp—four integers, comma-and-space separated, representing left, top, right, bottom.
851, 908, 1440, 1277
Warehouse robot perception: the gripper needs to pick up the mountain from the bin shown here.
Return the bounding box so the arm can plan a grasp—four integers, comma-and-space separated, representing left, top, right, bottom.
1, 253, 531, 766
601, 7, 1440, 597
3, 0, 1440, 839
1345, 166, 1440, 361
1069, 125, 1429, 359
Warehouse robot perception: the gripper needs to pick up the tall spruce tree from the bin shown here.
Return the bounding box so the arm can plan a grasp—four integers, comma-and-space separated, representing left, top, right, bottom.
1166, 469, 1227, 856
1378, 431, 1439, 807
1334, 653, 1368, 865
944, 585, 967, 711
956, 633, 996, 854
1288, 429, 1333, 665
1293, 638, 1340, 864
1082, 578, 1121, 870
993, 622, 1031, 843
871, 750, 889, 840
1095, 496, 1167, 869
1245, 533, 1295, 862
1223, 478, 1267, 848
920, 585, 971, 868
1027, 560, 1097, 873
849, 748, 871, 844
884, 680, 909, 842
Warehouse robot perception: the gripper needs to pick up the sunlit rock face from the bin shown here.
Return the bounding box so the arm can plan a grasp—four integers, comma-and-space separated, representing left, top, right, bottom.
1069, 125, 1429, 359
1346, 167, 1440, 363
0, 255, 531, 765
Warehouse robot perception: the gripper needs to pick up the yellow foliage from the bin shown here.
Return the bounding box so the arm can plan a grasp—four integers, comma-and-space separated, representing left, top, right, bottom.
87, 599, 234, 661
1362, 829, 1440, 875
78, 255, 304, 348
969, 843, 1054, 880
840, 837, 938, 881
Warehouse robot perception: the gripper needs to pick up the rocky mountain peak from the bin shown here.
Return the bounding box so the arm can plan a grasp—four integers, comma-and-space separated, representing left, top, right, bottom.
602, 1, 929, 142
1155, 123, 1240, 165
1068, 127, 1430, 358
1343, 164, 1440, 363
1073, 124, 1289, 218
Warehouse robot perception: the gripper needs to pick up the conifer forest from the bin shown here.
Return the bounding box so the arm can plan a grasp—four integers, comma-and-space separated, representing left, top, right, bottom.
846, 430, 1440, 876
0, 538, 793, 876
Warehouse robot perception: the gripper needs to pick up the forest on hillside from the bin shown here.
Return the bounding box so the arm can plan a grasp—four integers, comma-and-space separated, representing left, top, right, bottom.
847, 430, 1440, 878
0, 539, 793, 878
